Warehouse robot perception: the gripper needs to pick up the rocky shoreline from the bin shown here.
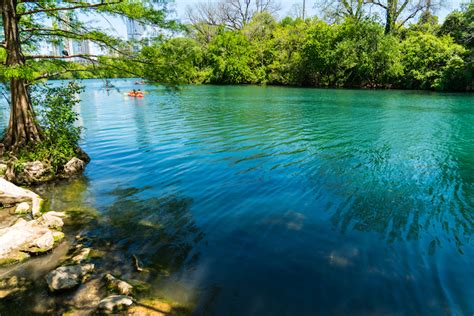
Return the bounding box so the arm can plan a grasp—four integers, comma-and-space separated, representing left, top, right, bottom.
0, 161, 188, 314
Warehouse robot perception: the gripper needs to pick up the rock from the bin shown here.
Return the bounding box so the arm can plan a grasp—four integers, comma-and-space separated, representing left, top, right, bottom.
39, 213, 64, 230
0, 250, 30, 265
52, 231, 65, 242
70, 278, 103, 312
104, 274, 133, 295
0, 178, 44, 217
0, 218, 50, 261
31, 198, 44, 218
71, 247, 91, 264
0, 211, 67, 265
63, 157, 86, 177
98, 295, 134, 313
15, 202, 30, 214
20, 161, 52, 184
0, 276, 30, 299
26, 230, 54, 253
5, 161, 53, 185
75, 147, 91, 163
46, 211, 67, 218
46, 264, 94, 292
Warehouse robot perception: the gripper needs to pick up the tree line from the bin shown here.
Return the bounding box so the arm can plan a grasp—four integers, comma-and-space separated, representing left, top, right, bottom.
135, 0, 472, 91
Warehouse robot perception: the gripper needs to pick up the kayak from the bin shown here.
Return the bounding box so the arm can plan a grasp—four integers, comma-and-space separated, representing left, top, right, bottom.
128, 92, 144, 98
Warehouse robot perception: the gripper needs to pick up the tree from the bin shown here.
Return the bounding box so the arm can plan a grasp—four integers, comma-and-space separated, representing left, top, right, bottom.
439, 3, 474, 48
316, 0, 367, 23
266, 17, 309, 85
0, 0, 175, 151
140, 37, 206, 84
207, 29, 262, 84
400, 32, 467, 90
366, 0, 444, 34
186, 0, 281, 30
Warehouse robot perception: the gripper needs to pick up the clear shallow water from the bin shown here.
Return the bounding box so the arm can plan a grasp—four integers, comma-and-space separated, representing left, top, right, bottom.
2, 79, 474, 315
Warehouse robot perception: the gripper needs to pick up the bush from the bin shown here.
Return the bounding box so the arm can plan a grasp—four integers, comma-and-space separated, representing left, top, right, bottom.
16, 81, 84, 173
400, 32, 467, 90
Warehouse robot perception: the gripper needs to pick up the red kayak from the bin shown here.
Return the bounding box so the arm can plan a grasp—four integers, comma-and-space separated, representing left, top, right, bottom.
128, 92, 144, 98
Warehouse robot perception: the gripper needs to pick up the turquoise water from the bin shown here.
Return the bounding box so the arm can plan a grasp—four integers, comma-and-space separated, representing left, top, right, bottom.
2, 79, 474, 315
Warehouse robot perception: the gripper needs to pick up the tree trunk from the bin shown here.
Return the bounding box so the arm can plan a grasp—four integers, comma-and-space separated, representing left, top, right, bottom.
384, 9, 392, 34
1, 0, 43, 151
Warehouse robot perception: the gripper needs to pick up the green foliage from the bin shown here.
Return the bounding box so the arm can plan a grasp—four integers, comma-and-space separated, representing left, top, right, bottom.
265, 17, 308, 85
2, 0, 178, 85
141, 38, 206, 84
301, 20, 339, 86
131, 7, 472, 91
10, 3, 471, 91
207, 30, 263, 84
400, 32, 467, 90
16, 82, 84, 173
439, 3, 474, 49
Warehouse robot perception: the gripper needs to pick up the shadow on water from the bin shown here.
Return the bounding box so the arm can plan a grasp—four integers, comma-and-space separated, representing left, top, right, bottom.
86, 186, 204, 277
0, 180, 203, 315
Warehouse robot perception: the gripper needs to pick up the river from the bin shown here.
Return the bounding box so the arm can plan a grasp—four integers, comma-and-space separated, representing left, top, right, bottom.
1, 79, 473, 315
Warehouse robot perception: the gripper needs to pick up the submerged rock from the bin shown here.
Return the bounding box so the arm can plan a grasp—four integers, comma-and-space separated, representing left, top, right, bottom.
71, 247, 91, 264
104, 274, 133, 295
46, 263, 95, 292
38, 212, 65, 230
70, 278, 103, 312
63, 157, 86, 177
128, 298, 175, 316
98, 295, 134, 313
0, 276, 30, 299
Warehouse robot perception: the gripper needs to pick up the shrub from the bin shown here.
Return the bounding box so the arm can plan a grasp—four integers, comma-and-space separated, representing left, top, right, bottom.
16, 81, 84, 173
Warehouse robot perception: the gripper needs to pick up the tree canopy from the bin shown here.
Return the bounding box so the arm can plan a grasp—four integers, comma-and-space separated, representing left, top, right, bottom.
0, 0, 176, 150
137, 1, 473, 91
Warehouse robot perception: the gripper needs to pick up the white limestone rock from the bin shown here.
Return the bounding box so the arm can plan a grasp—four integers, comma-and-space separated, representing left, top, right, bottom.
63, 157, 86, 177
45, 264, 95, 292
0, 178, 44, 217
14, 202, 30, 214
98, 295, 134, 313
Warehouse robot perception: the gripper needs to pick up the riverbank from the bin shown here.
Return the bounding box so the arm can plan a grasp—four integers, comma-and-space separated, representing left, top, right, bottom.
0, 176, 191, 314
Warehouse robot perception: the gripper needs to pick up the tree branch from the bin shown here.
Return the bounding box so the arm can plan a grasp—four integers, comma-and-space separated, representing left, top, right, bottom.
20, 1, 123, 16
34, 69, 92, 81
365, 0, 387, 9
25, 54, 100, 60
398, 6, 424, 27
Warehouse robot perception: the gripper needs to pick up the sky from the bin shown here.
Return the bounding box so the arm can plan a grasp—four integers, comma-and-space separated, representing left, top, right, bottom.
106, 0, 465, 39
173, 0, 464, 20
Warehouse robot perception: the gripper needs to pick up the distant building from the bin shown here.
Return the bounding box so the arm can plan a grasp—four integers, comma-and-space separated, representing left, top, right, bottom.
72, 40, 91, 63
125, 18, 145, 41
50, 39, 92, 63
125, 18, 145, 52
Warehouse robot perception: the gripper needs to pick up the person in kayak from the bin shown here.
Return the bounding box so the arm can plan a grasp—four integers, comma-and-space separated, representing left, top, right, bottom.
128, 89, 144, 97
